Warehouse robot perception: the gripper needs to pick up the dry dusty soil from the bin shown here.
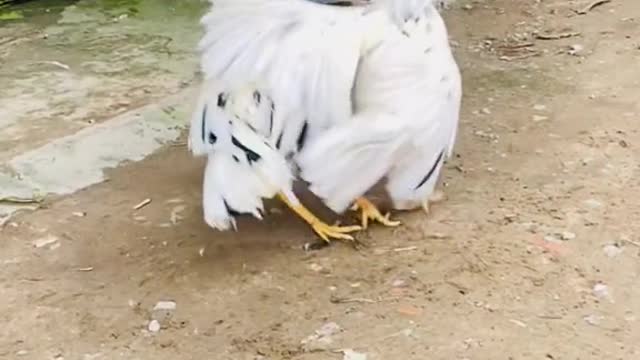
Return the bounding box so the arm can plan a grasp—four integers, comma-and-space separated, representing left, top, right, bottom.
2, 0, 640, 359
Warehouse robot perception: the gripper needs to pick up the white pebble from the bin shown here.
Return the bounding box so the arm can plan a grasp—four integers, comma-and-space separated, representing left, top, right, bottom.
593, 283, 612, 301
568, 44, 584, 56
343, 349, 368, 360
309, 263, 324, 273
33, 235, 59, 248
392, 279, 408, 288
583, 314, 603, 326
153, 301, 177, 311
603, 244, 623, 258
148, 320, 161, 332
584, 199, 603, 209
560, 231, 576, 241
544, 235, 562, 243
316, 322, 342, 337
300, 322, 342, 351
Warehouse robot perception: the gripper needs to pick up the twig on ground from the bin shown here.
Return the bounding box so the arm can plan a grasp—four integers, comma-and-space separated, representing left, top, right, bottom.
535, 32, 581, 40
574, 0, 612, 15
133, 198, 152, 210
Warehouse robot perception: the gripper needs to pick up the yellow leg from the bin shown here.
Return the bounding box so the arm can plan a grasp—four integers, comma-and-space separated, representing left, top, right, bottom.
277, 192, 361, 242
351, 197, 401, 229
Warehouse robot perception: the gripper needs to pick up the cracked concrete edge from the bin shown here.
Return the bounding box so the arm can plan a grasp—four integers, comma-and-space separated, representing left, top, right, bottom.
0, 86, 198, 219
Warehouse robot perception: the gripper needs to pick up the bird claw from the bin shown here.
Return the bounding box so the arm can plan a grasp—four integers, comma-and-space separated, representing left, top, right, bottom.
352, 198, 401, 230
311, 222, 362, 243
422, 190, 446, 215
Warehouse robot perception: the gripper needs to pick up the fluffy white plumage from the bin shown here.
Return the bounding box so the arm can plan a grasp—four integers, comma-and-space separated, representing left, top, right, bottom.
189, 0, 462, 232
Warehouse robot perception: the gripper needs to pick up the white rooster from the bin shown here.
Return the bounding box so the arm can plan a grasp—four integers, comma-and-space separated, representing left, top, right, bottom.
188, 0, 461, 242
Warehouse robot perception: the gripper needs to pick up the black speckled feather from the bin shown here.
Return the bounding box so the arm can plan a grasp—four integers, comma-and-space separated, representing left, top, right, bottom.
231, 136, 261, 163
415, 150, 444, 189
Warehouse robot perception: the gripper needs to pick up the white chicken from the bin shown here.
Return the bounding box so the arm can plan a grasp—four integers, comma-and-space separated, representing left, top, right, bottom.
189, 0, 462, 242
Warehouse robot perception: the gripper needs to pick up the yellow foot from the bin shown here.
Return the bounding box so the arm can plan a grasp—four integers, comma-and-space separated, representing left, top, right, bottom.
310, 221, 362, 243
277, 192, 361, 242
351, 197, 401, 229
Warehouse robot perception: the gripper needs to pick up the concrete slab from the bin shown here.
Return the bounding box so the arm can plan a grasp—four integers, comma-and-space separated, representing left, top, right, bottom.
0, 0, 205, 160
0, 0, 205, 221
0, 87, 197, 219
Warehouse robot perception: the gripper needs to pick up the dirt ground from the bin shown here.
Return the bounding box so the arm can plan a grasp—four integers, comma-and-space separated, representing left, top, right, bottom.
2, 0, 640, 359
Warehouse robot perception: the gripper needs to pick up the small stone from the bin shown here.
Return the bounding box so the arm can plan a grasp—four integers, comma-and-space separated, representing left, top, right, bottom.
316, 322, 342, 337
309, 263, 324, 273
568, 44, 584, 56
300, 322, 342, 351
153, 301, 177, 311
148, 320, 161, 332
560, 231, 576, 241
603, 244, 623, 258
481, 107, 491, 115
343, 349, 368, 360
544, 235, 561, 244
33, 235, 59, 248
427, 232, 450, 239
533, 104, 547, 111
392, 279, 408, 288
583, 314, 602, 326
16, 350, 28, 356
151, 301, 175, 323
593, 283, 612, 301
532, 115, 549, 122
